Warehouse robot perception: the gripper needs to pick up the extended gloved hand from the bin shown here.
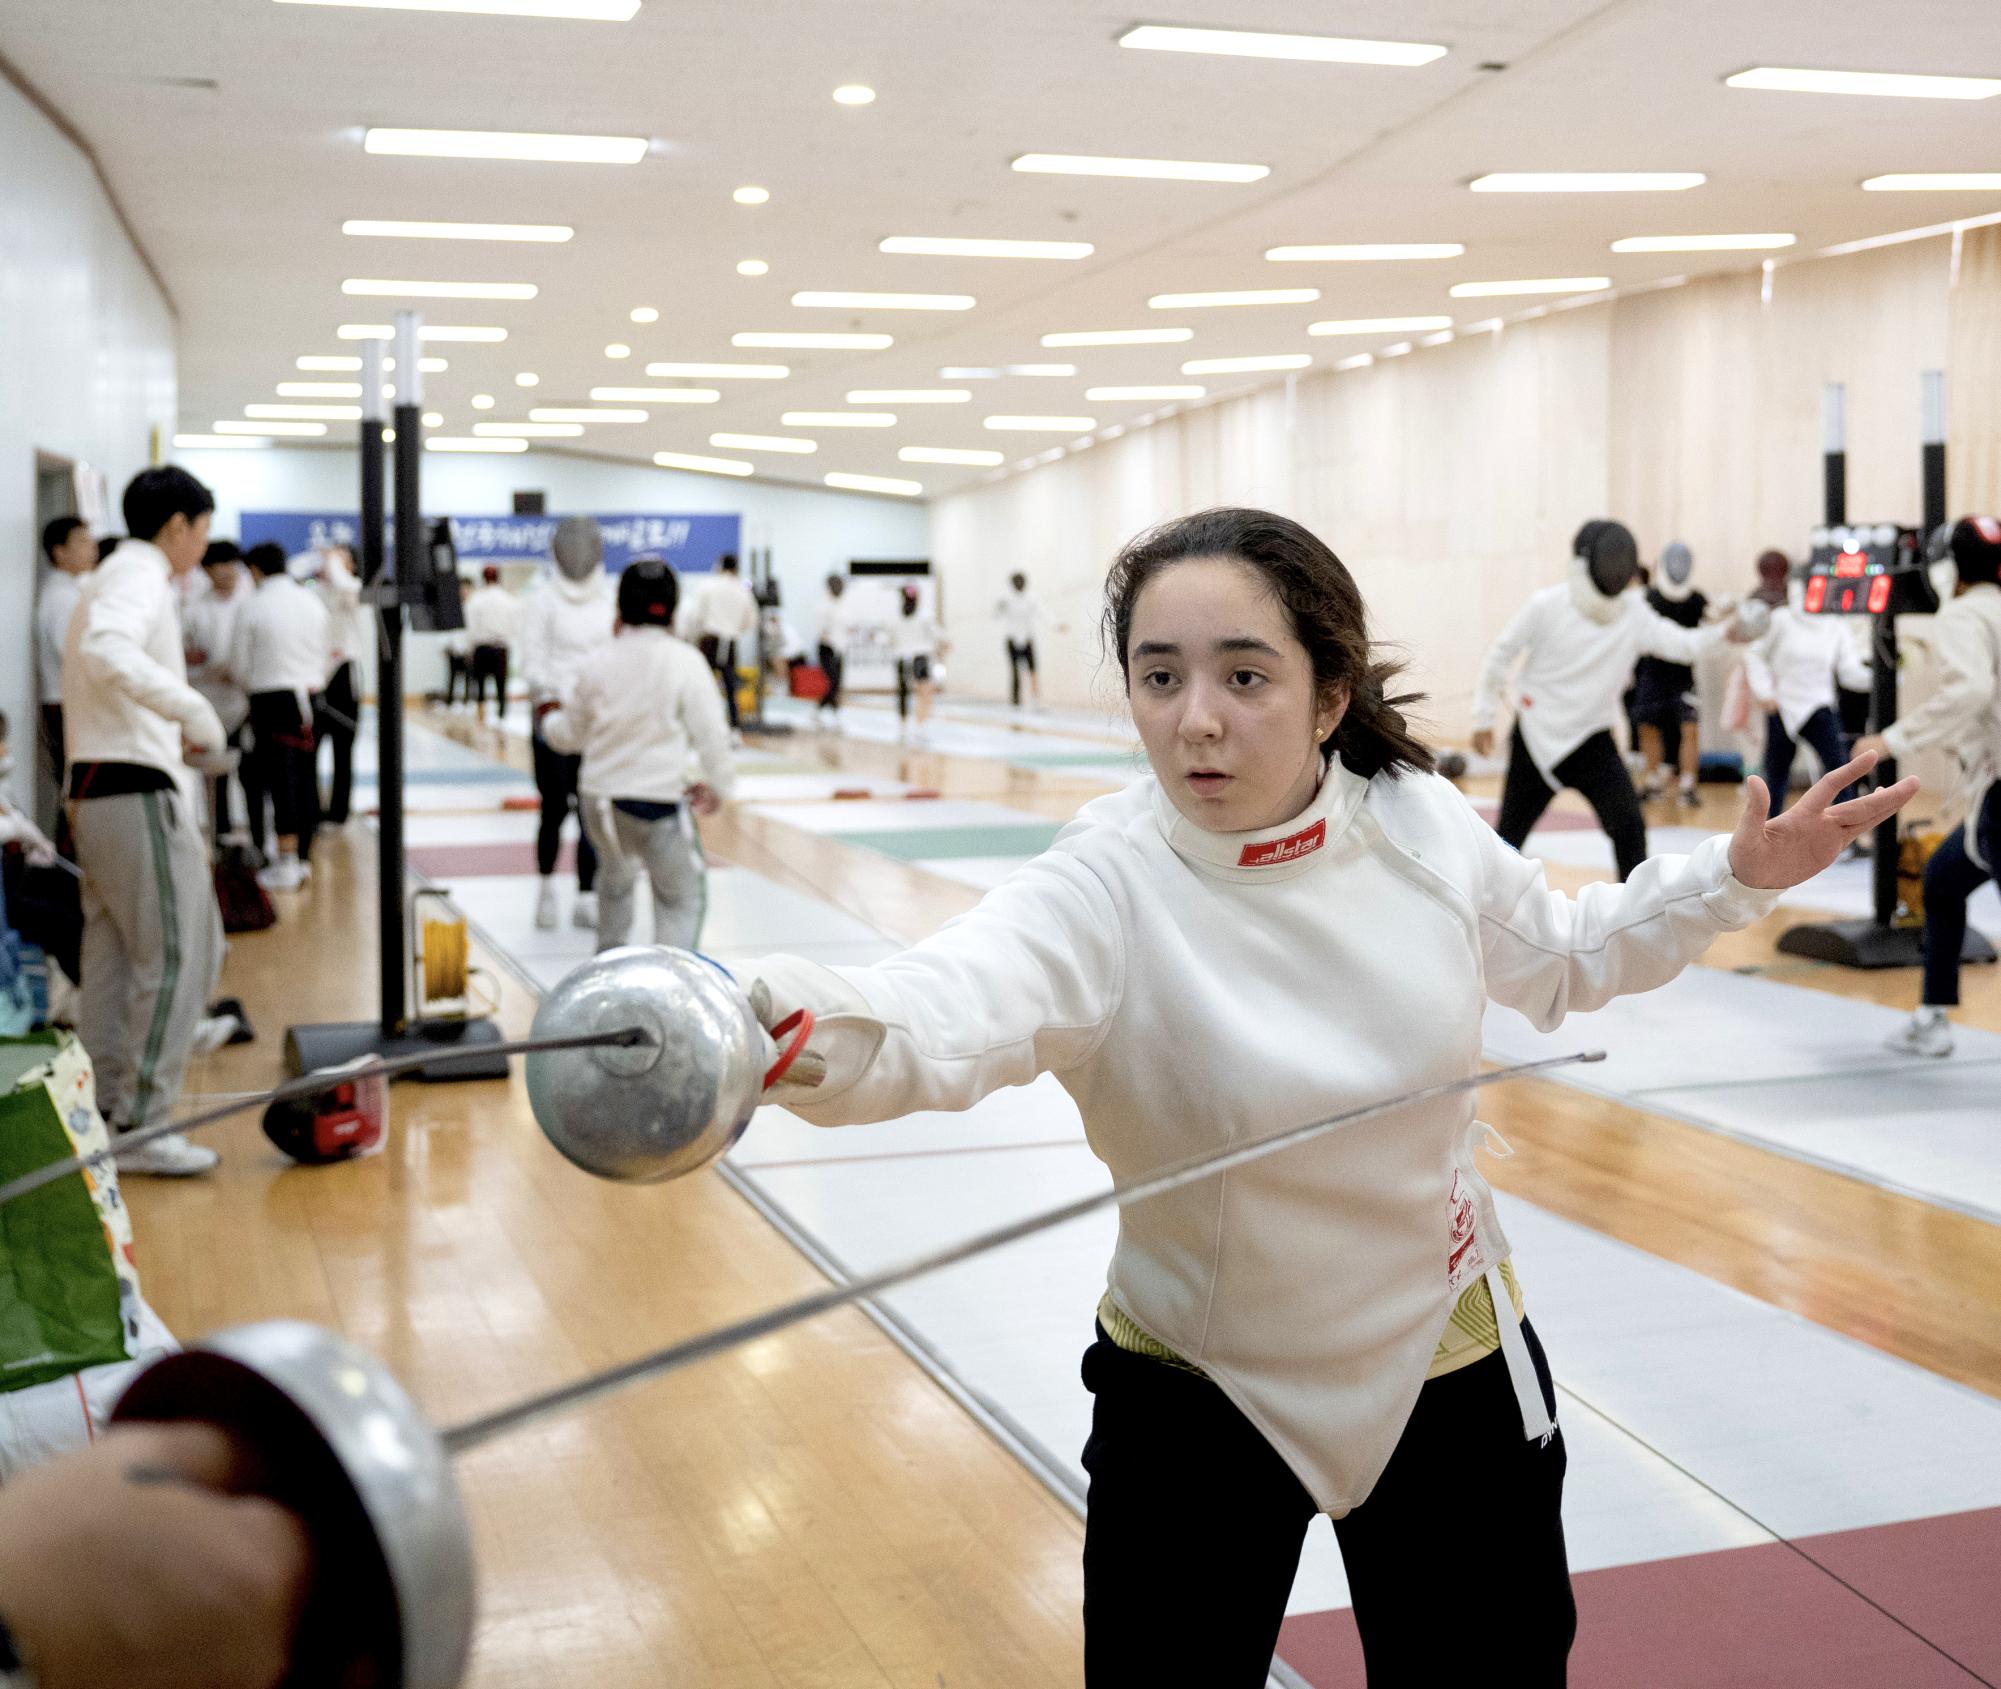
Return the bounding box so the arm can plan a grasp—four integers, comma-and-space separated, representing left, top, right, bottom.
747, 976, 827, 1091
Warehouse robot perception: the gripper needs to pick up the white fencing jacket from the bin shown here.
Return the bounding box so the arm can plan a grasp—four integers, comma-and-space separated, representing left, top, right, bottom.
463, 584, 523, 650
756, 759, 1778, 1514
1473, 581, 1719, 781
36, 569, 86, 703
231, 574, 331, 705
61, 541, 225, 771
320, 554, 370, 672
183, 587, 250, 734
1883, 583, 2001, 867
997, 588, 1042, 645
519, 573, 615, 706
540, 627, 734, 805
814, 593, 857, 651
1742, 608, 1872, 738
695, 575, 759, 643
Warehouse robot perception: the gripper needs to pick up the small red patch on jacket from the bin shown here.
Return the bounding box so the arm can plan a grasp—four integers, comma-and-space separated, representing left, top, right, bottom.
1237, 819, 1326, 867
1520, 695, 1534, 708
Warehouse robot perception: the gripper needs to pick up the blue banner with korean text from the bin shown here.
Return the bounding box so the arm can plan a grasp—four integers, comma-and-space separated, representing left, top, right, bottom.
238, 511, 742, 574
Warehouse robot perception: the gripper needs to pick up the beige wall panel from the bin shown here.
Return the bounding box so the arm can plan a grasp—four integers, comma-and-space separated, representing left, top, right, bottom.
1949, 224, 2001, 516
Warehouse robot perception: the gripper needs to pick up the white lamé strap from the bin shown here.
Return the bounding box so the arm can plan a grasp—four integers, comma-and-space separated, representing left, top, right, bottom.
1486, 1263, 1555, 1446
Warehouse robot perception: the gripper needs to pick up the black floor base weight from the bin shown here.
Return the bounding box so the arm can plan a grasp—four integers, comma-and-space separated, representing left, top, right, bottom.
1775, 919, 1997, 971
282, 1016, 510, 1082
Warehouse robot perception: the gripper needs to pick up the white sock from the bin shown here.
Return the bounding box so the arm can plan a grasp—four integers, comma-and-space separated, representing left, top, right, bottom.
1916, 1005, 1947, 1026
1679, 771, 1697, 789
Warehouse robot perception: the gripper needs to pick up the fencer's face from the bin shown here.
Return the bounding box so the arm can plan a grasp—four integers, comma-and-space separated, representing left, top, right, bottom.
1127, 557, 1345, 834
158, 510, 212, 575
54, 528, 97, 572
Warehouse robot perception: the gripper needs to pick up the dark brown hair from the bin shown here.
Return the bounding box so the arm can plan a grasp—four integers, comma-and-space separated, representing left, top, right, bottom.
1102, 507, 1434, 780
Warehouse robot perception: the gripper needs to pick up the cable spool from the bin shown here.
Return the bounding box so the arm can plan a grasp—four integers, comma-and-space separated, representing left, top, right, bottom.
413, 890, 474, 1019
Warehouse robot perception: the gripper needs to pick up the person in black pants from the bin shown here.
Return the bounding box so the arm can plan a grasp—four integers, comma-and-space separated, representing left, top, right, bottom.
1081, 1320, 1572, 1685
315, 658, 358, 826
1494, 722, 1650, 882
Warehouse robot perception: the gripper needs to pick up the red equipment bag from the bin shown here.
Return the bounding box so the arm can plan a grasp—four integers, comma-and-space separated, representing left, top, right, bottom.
788, 663, 830, 702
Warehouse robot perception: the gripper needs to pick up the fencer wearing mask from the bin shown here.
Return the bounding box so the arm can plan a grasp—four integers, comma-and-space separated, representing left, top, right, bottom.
1743, 558, 1870, 819
1473, 520, 1732, 881
1859, 516, 2001, 1058
520, 516, 616, 931
1632, 541, 1709, 807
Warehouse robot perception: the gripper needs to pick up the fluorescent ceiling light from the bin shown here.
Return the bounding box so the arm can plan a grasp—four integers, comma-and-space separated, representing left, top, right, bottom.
339, 324, 506, 341
1725, 66, 2001, 100
605, 343, 631, 358
1149, 288, 1319, 309
832, 84, 876, 105
629, 307, 658, 324
472, 421, 582, 436
1087, 384, 1207, 400
298, 356, 363, 371
421, 412, 444, 427
733, 185, 769, 205
825, 472, 922, 496
1308, 315, 1454, 336
646, 361, 790, 379
782, 411, 894, 427
1265, 242, 1464, 262
737, 259, 769, 276
279, 0, 639, 17
791, 290, 975, 310
471, 394, 495, 409
174, 433, 270, 448
1610, 233, 1796, 252
278, 381, 363, 397
984, 415, 1096, 431
1419, 329, 1456, 347
1008, 363, 1076, 376
655, 450, 752, 477
1449, 276, 1610, 297
1181, 354, 1310, 374
588, 386, 721, 403
341, 218, 572, 242
246, 403, 362, 419
1116, 23, 1444, 67
342, 278, 536, 299
1040, 327, 1192, 347
1334, 353, 1375, 370
847, 389, 969, 403
428, 437, 529, 452
734, 331, 892, 348
881, 235, 1093, 259
1470, 172, 1704, 193
900, 446, 1004, 465
363, 128, 647, 164
940, 367, 998, 378
1012, 153, 1269, 184
711, 432, 817, 453
514, 372, 539, 387
1380, 341, 1414, 357
215, 419, 326, 436
529, 407, 649, 422
1863, 172, 2001, 191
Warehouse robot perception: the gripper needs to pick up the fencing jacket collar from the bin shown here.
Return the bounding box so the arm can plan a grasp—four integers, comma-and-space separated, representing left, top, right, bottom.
1150, 756, 1370, 884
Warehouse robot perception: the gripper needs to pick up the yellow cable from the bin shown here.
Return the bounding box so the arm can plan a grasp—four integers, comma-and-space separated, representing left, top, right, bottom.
419, 915, 470, 1005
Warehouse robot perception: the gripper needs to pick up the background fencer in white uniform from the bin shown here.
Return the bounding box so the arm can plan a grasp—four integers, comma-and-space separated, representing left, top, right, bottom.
1473, 519, 1728, 881
1744, 574, 1872, 815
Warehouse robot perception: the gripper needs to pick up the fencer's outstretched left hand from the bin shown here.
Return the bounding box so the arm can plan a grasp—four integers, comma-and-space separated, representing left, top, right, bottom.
1727, 752, 1917, 890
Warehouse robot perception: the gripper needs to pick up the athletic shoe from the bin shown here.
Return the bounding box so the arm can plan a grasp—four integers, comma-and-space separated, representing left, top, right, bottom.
1679, 784, 1701, 808
117, 1131, 220, 1177
572, 891, 598, 930
191, 1012, 243, 1055
208, 996, 256, 1044
256, 859, 306, 892
1885, 1011, 1954, 1059
535, 880, 559, 930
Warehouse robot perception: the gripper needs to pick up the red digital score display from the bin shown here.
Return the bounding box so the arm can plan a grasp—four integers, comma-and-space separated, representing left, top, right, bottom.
1834, 551, 1868, 578
1804, 576, 1828, 612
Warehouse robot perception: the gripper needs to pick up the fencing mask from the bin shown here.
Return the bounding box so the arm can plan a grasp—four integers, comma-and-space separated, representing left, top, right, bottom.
1656, 540, 1694, 601
552, 515, 604, 583
1575, 519, 1640, 599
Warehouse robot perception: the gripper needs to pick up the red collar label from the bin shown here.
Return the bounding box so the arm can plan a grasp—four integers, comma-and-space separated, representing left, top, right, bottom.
1237, 818, 1326, 868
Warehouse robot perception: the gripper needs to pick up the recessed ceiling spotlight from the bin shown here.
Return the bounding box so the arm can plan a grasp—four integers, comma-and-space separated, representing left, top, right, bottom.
984, 414, 1097, 431
1448, 277, 1610, 296
790, 290, 975, 310
900, 446, 1004, 465
515, 371, 540, 386
471, 393, 495, 409
1307, 315, 1453, 335
881, 236, 1094, 259
630, 306, 659, 323
645, 361, 790, 379
363, 128, 646, 163
655, 450, 752, 476
1265, 243, 1464, 261
605, 343, 631, 358
825, 472, 922, 496
1725, 66, 2001, 100
215, 419, 326, 435
733, 185, 770, 205
421, 412, 445, 426
1086, 385, 1207, 400
1470, 173, 1704, 193
1116, 23, 1444, 66
1863, 172, 2001, 190
341, 278, 537, 298
590, 386, 722, 402
339, 324, 507, 341
1180, 354, 1311, 374
846, 389, 970, 403
782, 411, 895, 427
711, 432, 818, 453
737, 258, 769, 276
340, 219, 573, 241
832, 84, 876, 105
1012, 153, 1269, 184
734, 331, 892, 348
1610, 233, 1796, 252
1147, 288, 1319, 308
427, 436, 530, 453
1040, 327, 1192, 347
281, 0, 639, 19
